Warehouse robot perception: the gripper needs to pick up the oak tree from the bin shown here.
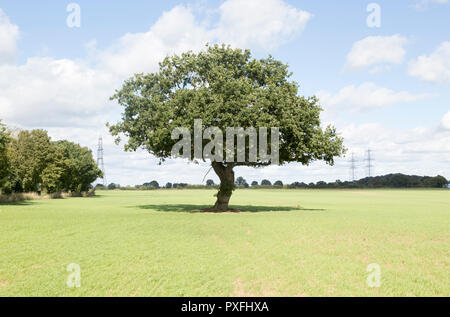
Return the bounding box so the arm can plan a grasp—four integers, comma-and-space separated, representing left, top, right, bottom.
109, 44, 345, 211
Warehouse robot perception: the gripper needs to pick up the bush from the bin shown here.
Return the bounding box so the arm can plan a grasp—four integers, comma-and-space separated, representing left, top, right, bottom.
274, 180, 283, 187
141, 181, 159, 189
108, 183, 120, 190
1, 181, 13, 195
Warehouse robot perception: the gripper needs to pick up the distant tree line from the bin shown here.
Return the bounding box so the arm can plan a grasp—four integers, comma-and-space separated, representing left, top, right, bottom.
0, 121, 102, 195
287, 174, 448, 189
98, 178, 285, 190
97, 181, 190, 190
97, 173, 449, 191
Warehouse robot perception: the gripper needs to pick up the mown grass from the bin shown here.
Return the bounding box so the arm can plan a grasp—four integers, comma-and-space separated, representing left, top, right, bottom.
0, 189, 448, 296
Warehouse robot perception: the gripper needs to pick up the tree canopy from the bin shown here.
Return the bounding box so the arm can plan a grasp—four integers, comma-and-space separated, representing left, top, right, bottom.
109, 44, 345, 211
274, 180, 283, 187
235, 176, 249, 188
0, 121, 10, 188
0, 125, 102, 194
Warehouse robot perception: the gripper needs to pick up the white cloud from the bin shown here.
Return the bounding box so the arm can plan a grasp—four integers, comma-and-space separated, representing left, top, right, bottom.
0, 8, 19, 65
346, 35, 408, 72
215, 0, 312, 50
368, 65, 391, 74
0, 57, 118, 127
413, 0, 449, 10
408, 41, 450, 84
442, 110, 450, 129
1, 3, 448, 186
232, 119, 450, 183
317, 82, 430, 111
2, 0, 313, 127
99, 5, 212, 77
335, 122, 450, 179
0, 1, 314, 186
100, 1, 312, 77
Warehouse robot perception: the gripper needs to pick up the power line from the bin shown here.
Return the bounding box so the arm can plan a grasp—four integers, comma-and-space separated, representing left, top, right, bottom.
97, 136, 106, 186
365, 149, 374, 177
349, 152, 357, 182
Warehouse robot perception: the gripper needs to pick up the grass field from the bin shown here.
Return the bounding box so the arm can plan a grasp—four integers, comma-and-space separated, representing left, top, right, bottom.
0, 189, 449, 297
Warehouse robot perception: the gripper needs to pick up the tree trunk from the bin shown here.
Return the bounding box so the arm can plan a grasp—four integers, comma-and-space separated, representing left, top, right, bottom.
211, 162, 235, 211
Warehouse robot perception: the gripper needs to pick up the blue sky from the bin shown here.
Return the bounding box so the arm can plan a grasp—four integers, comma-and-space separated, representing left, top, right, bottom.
0, 0, 449, 185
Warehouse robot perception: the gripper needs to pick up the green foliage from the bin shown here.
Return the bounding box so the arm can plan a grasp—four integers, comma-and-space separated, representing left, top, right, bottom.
141, 180, 160, 189
288, 182, 308, 189
51, 140, 102, 192
108, 44, 345, 209
173, 183, 188, 189
109, 44, 345, 166
235, 176, 249, 188
274, 180, 283, 187
424, 175, 448, 188
41, 148, 69, 193
287, 173, 450, 189
0, 121, 11, 189
7, 129, 53, 192
108, 183, 119, 190
0, 124, 101, 194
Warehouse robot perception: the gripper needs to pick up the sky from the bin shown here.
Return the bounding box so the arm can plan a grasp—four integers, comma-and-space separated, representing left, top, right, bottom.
0, 0, 449, 186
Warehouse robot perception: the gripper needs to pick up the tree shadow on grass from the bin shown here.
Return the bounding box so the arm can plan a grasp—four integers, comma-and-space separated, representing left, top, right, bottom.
0, 200, 36, 206
0, 194, 104, 205
135, 204, 326, 213
83, 194, 105, 199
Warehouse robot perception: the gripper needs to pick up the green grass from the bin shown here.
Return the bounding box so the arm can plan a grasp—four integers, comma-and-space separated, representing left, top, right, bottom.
0, 189, 449, 297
